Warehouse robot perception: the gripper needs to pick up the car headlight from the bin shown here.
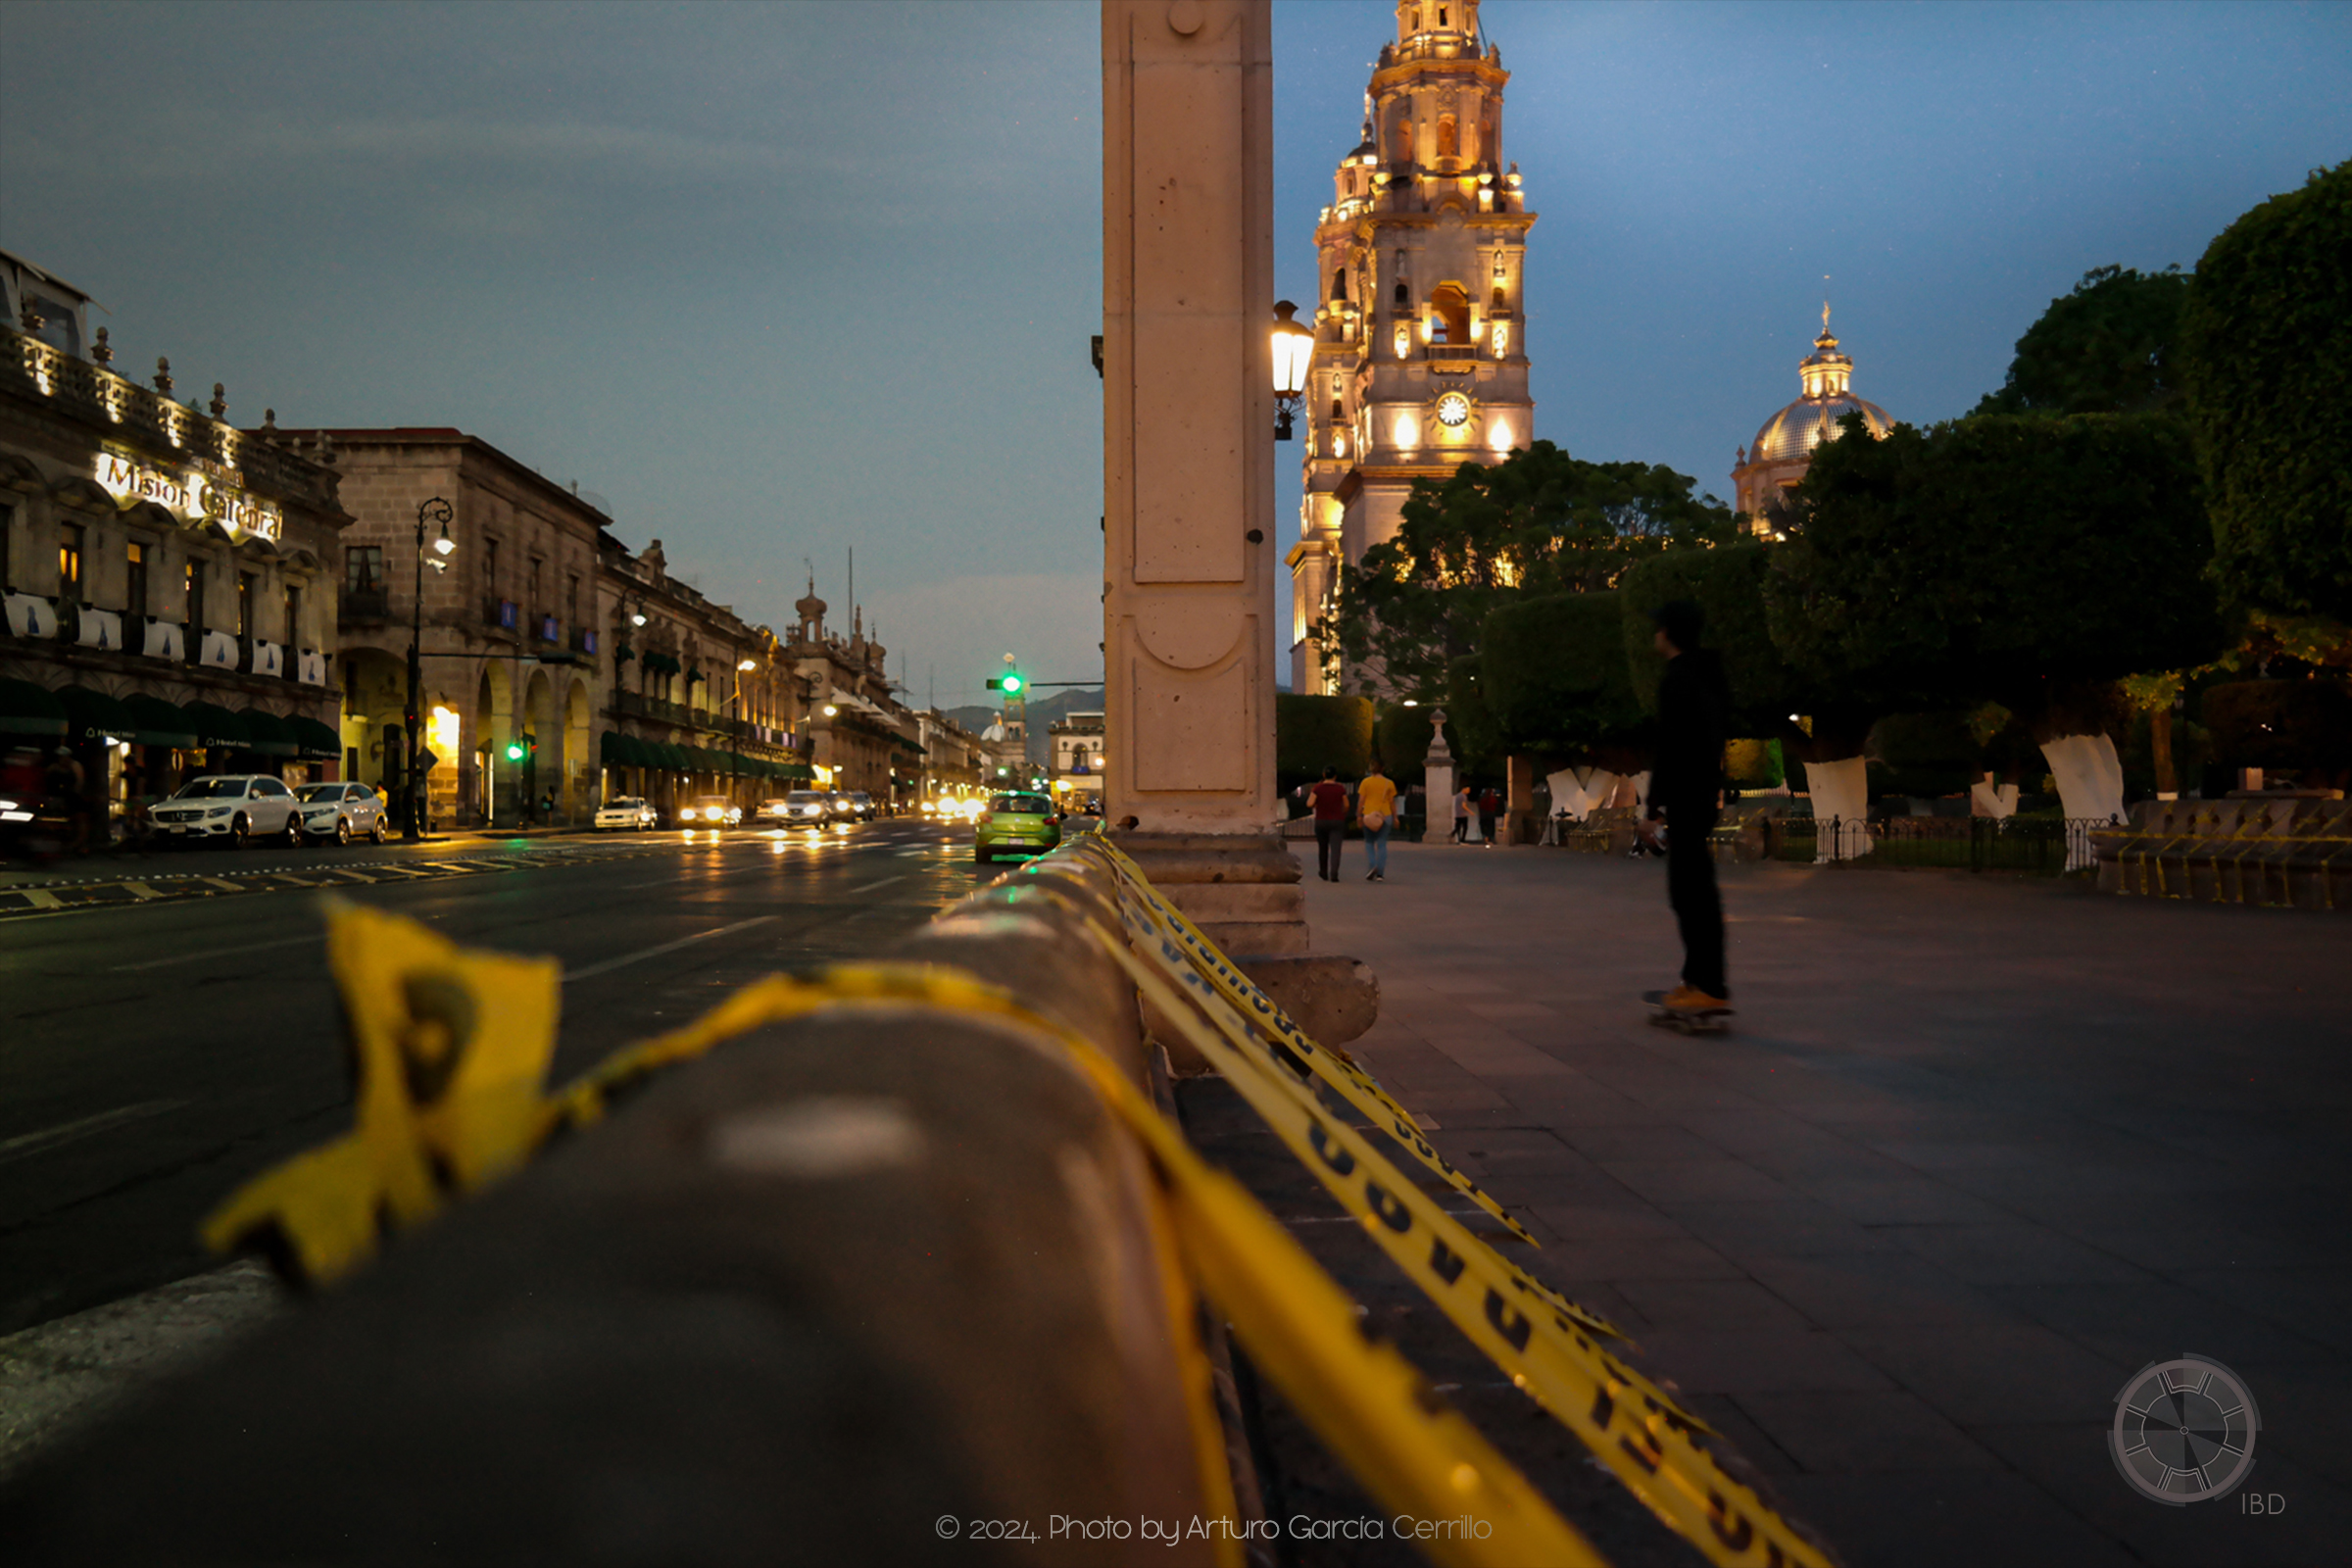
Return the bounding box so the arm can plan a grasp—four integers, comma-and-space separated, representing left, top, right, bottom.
679, 808, 697, 820
206, 807, 234, 817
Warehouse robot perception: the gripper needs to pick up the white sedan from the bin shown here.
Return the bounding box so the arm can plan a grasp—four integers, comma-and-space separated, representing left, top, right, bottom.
595, 797, 659, 831
295, 781, 388, 844
149, 775, 303, 849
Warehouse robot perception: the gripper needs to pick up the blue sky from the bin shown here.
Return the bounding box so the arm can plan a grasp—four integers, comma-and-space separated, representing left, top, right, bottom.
4, 2, 2344, 699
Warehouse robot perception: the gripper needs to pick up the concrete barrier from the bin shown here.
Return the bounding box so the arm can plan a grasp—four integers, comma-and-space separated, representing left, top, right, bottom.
0, 858, 1224, 1566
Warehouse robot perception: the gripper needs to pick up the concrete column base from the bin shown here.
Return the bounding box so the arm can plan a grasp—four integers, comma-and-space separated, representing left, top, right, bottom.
1109, 830, 1309, 958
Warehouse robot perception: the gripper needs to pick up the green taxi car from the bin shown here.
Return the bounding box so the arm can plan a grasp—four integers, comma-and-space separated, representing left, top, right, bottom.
973, 791, 1061, 863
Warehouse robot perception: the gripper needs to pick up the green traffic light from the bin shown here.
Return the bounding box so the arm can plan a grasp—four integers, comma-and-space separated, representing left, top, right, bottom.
1000, 672, 1024, 696
505, 741, 524, 761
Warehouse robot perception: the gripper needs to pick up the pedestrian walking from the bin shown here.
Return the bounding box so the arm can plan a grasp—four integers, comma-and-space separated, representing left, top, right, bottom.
1357, 760, 1397, 881
1639, 600, 1732, 1017
1478, 785, 1500, 846
1451, 782, 1472, 843
1309, 766, 1350, 881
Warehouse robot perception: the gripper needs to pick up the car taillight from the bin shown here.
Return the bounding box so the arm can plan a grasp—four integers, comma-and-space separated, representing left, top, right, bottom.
977, 809, 992, 823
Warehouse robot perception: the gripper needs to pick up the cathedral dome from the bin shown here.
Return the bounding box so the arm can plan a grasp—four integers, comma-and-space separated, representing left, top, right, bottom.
1748, 308, 1889, 464
1751, 392, 1892, 464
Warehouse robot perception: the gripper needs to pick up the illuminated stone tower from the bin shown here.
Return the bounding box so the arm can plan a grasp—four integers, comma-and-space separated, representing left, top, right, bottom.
1286, 0, 1535, 695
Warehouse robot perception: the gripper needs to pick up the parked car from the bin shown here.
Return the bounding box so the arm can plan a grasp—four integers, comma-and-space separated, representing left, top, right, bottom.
678, 795, 742, 828
845, 790, 876, 821
295, 781, 388, 844
973, 791, 1061, 863
594, 797, 659, 832
150, 775, 303, 849
775, 790, 831, 826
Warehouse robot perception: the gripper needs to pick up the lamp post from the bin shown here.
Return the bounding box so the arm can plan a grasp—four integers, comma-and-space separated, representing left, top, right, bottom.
1271, 299, 1313, 440
732, 655, 756, 807
403, 497, 455, 841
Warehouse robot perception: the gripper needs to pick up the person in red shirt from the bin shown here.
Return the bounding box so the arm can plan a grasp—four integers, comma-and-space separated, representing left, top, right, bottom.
1308, 766, 1350, 882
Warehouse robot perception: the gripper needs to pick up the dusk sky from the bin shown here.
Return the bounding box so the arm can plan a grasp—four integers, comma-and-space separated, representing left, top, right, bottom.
4, 1, 2345, 703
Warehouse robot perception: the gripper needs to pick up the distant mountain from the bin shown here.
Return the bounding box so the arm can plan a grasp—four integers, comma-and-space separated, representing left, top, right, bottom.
940, 689, 1103, 765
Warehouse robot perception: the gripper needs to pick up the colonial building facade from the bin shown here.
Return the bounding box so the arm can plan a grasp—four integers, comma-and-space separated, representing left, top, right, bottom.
1287, 0, 1537, 694
1731, 307, 1893, 534
2, 251, 349, 832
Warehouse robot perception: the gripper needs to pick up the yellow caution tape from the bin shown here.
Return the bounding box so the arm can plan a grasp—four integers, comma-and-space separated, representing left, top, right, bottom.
202, 899, 562, 1283
1050, 847, 1834, 1568
202, 905, 1607, 1568
1052, 840, 1540, 1248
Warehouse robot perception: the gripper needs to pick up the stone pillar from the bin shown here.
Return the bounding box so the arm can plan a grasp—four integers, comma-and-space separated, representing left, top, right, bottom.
1423, 708, 1454, 846
1102, 0, 1302, 956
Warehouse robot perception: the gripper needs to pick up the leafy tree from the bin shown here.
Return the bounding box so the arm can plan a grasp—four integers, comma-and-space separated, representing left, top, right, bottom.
1318, 441, 1734, 701
1442, 654, 1502, 782
1478, 591, 1645, 763
1274, 694, 1373, 797
1373, 703, 1435, 786
2180, 161, 2352, 620
1974, 265, 2191, 416
1767, 410, 2227, 822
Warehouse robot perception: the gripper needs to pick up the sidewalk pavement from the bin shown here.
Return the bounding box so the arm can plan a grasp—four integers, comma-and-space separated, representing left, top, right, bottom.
1300, 839, 2350, 1568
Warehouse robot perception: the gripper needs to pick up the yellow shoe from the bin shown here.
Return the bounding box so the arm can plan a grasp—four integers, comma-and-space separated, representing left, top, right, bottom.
1663, 984, 1730, 1012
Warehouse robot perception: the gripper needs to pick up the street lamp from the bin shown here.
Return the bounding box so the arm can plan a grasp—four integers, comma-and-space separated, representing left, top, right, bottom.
1271, 300, 1313, 440
403, 496, 455, 842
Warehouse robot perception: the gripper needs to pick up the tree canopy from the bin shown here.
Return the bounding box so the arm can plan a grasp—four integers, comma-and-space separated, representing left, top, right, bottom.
1617, 542, 1806, 737
1478, 591, 1644, 762
1765, 410, 2226, 738
1974, 265, 2192, 416
2180, 160, 2352, 620
1319, 441, 1733, 701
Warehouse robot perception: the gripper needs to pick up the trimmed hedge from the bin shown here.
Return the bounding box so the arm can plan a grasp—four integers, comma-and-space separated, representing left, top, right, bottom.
1479, 590, 1643, 760
1275, 693, 1374, 794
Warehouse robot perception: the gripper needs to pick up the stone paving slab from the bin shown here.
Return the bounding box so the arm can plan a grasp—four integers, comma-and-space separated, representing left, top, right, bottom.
1300, 841, 2352, 1567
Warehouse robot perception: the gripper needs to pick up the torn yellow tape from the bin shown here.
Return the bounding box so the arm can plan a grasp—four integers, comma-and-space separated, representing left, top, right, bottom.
1061, 849, 1832, 1568
1053, 841, 1538, 1248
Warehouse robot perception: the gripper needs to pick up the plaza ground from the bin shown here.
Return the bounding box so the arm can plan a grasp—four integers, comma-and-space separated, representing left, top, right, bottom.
1281, 838, 2350, 1567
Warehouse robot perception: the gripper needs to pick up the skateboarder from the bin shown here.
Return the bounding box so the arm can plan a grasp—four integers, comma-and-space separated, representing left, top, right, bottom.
1639, 600, 1731, 1020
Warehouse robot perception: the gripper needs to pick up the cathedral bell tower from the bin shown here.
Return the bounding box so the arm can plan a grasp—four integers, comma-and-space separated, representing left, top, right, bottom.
1285, 0, 1536, 694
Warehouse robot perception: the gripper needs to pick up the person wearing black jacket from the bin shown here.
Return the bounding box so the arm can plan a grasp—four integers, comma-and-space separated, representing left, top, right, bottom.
1640, 601, 1731, 1011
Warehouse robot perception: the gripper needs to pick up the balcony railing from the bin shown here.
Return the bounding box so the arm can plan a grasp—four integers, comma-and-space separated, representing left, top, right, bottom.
482, 598, 517, 631
341, 587, 391, 622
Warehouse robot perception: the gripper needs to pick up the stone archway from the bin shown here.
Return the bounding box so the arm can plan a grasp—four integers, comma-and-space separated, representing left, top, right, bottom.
564, 678, 593, 818
339, 648, 407, 790
475, 660, 514, 826
522, 667, 554, 822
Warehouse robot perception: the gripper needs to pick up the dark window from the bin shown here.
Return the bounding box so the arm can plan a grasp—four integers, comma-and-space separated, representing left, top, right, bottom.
345, 545, 383, 591
185, 562, 204, 629
59, 524, 84, 597
125, 541, 147, 618
1394, 280, 1409, 307
284, 581, 302, 649
567, 572, 580, 626
528, 557, 543, 614
238, 571, 257, 637
483, 538, 500, 594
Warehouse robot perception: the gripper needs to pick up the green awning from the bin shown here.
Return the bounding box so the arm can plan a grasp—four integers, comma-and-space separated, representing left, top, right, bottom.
775, 760, 814, 782
181, 702, 251, 751
601, 730, 643, 766
122, 694, 198, 749
58, 685, 136, 740
656, 743, 689, 770
237, 709, 300, 758
0, 678, 69, 737
290, 716, 343, 759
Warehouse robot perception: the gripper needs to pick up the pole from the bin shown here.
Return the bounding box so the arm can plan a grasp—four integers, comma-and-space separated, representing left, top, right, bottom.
405, 497, 453, 842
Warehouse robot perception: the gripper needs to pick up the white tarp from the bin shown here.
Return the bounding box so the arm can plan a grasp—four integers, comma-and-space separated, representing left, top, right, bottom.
1802, 755, 1874, 861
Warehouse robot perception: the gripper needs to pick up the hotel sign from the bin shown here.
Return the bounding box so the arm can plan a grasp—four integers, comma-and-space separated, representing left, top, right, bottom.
94, 449, 283, 544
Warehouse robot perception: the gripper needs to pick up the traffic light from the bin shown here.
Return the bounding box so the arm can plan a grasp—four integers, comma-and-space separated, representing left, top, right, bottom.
986, 671, 1025, 696
505, 738, 524, 761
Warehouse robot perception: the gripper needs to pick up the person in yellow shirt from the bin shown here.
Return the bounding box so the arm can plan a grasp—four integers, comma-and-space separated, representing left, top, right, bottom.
1356, 760, 1399, 882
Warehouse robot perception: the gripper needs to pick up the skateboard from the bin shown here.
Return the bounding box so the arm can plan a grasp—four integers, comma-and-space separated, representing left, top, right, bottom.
1642, 990, 1734, 1035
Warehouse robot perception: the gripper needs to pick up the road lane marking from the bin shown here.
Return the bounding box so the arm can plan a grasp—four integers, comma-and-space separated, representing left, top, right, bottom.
562, 916, 779, 984
848, 875, 905, 894
19, 888, 63, 908
0, 1100, 187, 1165
122, 881, 162, 901
112, 933, 323, 972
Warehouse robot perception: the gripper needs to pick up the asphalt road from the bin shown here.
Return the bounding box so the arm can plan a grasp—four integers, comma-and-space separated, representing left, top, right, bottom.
0, 818, 993, 1338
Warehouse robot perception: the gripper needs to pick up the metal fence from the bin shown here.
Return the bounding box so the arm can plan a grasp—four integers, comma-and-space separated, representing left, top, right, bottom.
1762, 814, 2114, 874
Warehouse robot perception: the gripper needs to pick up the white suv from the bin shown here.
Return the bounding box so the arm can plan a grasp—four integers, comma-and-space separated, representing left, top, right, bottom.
151, 775, 303, 849
295, 781, 388, 844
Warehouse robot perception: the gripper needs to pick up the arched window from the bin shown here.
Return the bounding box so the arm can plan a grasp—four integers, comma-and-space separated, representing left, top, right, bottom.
1392, 117, 1412, 164
1329, 269, 1348, 303
1436, 116, 1458, 159
1430, 283, 1470, 347
1394, 279, 1410, 307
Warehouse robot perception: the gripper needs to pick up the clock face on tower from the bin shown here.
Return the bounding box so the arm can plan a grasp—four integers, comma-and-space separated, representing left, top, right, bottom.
1435, 392, 1472, 428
